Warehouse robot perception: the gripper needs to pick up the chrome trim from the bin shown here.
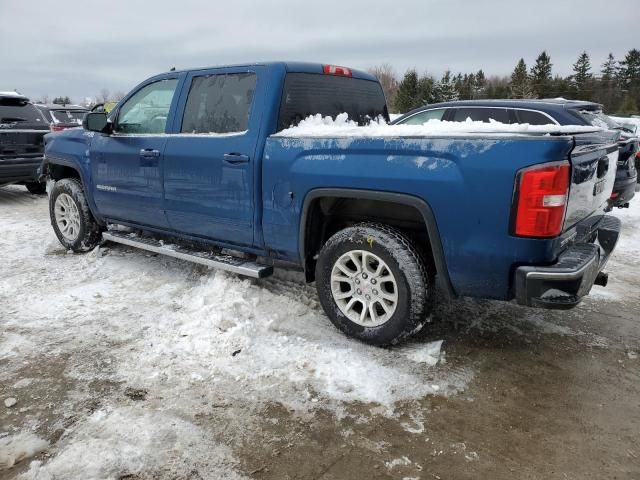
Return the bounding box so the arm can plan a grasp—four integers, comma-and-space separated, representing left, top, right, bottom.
399, 106, 561, 126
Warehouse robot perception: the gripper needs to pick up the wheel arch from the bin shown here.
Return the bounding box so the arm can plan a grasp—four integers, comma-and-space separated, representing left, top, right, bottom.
299, 188, 455, 297
44, 156, 105, 226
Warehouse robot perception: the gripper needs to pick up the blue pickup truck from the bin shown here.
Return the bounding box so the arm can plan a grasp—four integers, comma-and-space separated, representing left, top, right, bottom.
42, 62, 622, 346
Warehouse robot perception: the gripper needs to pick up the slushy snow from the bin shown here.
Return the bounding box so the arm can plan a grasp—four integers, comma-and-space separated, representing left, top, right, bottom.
273, 113, 601, 138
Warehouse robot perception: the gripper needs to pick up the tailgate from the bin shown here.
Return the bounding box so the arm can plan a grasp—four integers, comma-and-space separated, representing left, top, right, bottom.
0, 129, 47, 158
564, 131, 618, 230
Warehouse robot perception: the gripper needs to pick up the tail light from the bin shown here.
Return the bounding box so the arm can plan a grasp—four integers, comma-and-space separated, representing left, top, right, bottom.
322, 64, 352, 77
512, 161, 570, 238
50, 123, 65, 132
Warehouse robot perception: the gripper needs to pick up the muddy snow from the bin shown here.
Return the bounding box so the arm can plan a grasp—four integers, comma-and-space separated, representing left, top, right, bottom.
2, 184, 640, 479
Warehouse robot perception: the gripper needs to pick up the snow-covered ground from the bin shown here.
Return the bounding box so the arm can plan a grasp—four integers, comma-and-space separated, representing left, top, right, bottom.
1, 184, 639, 479
0, 186, 468, 479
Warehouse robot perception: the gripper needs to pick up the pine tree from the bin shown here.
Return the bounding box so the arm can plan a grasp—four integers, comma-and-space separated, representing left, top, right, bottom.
416, 74, 435, 105
473, 70, 486, 98
433, 70, 459, 102
395, 70, 420, 113
571, 51, 593, 99
530, 51, 553, 98
618, 49, 640, 87
510, 58, 533, 98
601, 53, 617, 81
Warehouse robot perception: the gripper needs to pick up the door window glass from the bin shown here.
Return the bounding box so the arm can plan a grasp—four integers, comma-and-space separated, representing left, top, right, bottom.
181, 73, 257, 134
116, 79, 178, 134
516, 109, 555, 125
451, 107, 510, 123
398, 109, 446, 125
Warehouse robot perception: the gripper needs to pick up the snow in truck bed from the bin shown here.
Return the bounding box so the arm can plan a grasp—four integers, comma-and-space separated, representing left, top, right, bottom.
273, 113, 601, 138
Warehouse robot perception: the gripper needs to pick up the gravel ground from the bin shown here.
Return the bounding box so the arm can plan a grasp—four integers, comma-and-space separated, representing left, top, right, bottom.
1, 184, 639, 480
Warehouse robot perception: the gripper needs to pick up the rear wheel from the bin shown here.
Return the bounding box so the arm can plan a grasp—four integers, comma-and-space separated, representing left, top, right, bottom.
49, 178, 102, 252
25, 181, 46, 195
315, 223, 433, 346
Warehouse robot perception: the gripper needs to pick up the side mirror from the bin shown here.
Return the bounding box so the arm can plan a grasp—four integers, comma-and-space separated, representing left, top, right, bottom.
83, 112, 111, 133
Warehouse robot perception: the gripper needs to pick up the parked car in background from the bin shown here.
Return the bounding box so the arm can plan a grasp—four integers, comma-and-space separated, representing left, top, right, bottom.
392, 99, 638, 209
0, 91, 48, 193
90, 102, 117, 114
42, 62, 621, 346
36, 104, 88, 132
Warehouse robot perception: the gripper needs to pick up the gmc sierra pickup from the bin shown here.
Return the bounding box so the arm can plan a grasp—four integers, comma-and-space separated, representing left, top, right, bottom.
42, 62, 621, 345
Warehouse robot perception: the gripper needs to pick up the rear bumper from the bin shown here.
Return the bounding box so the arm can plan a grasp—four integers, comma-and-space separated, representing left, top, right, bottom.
0, 156, 43, 185
610, 175, 637, 207
514, 215, 621, 309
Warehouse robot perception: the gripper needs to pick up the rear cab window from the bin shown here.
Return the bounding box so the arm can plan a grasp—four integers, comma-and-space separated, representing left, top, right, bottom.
277, 73, 388, 131
451, 107, 510, 123
399, 109, 446, 125
180, 73, 257, 134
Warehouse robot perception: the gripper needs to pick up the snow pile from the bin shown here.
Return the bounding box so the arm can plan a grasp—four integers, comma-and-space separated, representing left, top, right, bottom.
610, 115, 640, 133
20, 407, 245, 480
273, 113, 601, 138
116, 270, 464, 411
0, 433, 48, 470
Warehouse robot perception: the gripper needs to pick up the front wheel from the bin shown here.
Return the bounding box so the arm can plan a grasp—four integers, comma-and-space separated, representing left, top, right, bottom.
49, 178, 102, 252
315, 223, 433, 346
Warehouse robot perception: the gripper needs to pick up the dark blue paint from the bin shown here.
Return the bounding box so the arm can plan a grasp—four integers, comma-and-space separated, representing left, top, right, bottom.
44, 62, 618, 302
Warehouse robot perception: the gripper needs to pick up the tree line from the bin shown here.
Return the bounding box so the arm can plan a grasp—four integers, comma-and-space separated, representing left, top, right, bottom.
370, 49, 640, 115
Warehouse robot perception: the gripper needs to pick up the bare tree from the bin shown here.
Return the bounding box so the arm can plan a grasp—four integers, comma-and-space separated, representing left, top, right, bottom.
367, 64, 399, 113
112, 91, 126, 102
99, 88, 110, 103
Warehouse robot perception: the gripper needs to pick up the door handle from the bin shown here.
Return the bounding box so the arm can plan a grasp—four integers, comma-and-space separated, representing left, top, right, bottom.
223, 153, 250, 165
139, 149, 160, 158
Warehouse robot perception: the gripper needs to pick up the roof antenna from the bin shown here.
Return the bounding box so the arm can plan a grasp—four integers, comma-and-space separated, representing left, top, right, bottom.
170, 67, 176, 71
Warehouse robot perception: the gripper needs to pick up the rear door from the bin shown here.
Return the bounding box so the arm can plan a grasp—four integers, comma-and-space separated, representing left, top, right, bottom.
163, 67, 264, 247
90, 77, 179, 228
564, 131, 619, 229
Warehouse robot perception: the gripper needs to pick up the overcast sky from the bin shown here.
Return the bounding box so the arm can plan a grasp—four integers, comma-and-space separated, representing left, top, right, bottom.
1, 0, 637, 102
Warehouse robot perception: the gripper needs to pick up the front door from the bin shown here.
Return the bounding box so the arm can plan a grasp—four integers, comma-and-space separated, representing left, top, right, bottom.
163, 68, 262, 247
90, 77, 179, 229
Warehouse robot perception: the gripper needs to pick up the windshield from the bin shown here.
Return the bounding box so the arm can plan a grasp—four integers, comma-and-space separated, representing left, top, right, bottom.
50, 109, 87, 124
577, 110, 620, 130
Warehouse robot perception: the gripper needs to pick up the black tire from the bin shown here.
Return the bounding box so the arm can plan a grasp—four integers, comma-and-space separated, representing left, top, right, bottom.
49, 178, 102, 252
25, 181, 47, 195
315, 223, 434, 346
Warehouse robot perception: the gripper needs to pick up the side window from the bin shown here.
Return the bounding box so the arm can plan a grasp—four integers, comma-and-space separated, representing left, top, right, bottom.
451, 107, 510, 124
116, 79, 178, 134
400, 108, 446, 125
181, 73, 257, 134
516, 109, 556, 125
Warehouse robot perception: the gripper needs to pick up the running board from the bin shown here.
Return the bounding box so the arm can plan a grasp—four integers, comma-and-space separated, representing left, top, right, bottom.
102, 231, 273, 279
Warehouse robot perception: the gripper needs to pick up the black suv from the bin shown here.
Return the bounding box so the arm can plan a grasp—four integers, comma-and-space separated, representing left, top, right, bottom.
392, 99, 638, 209
0, 92, 49, 193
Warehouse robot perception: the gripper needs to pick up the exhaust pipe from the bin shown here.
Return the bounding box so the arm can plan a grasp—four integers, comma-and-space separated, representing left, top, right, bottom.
594, 272, 609, 287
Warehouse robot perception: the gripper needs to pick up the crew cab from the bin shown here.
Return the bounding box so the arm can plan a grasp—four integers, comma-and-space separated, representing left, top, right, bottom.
0, 91, 49, 193
42, 62, 621, 346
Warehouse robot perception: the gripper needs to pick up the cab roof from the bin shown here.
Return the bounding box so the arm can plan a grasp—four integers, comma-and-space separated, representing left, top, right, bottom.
158, 61, 377, 82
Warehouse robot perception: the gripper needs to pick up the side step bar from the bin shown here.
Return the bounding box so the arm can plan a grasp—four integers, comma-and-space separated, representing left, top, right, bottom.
102, 231, 273, 279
